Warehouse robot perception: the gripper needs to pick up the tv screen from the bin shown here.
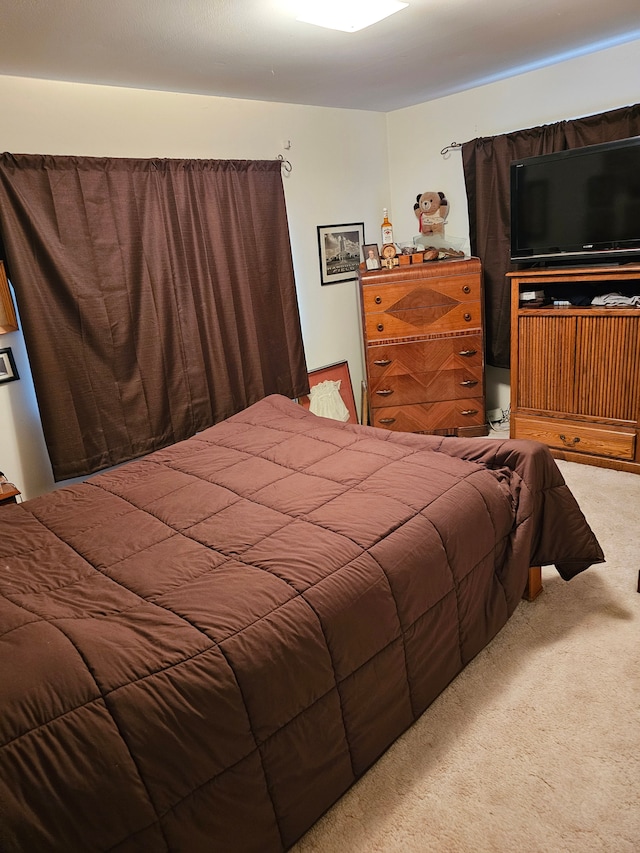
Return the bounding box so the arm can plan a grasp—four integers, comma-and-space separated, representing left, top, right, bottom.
510, 136, 640, 266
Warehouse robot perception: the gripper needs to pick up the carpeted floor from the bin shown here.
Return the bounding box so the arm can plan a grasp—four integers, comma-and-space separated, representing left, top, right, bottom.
292, 456, 640, 852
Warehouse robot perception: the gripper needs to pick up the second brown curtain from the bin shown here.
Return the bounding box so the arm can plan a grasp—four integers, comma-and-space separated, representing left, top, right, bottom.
463, 102, 640, 368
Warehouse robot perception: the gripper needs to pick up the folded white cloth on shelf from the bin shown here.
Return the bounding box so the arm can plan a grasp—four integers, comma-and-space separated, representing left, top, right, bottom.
591, 292, 640, 306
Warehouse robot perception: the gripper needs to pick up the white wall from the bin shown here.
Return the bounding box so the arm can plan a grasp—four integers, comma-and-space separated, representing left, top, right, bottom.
386, 39, 640, 411
1, 37, 639, 498
0, 75, 390, 498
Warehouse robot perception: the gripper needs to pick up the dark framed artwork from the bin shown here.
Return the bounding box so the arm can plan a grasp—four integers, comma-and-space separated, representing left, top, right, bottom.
317, 223, 365, 285
297, 360, 358, 424
0, 347, 19, 384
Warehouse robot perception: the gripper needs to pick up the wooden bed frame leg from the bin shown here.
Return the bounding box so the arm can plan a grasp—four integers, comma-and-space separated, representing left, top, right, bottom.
524, 566, 543, 601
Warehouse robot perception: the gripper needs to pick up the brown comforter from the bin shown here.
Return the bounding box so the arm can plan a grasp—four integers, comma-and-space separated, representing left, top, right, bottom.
0, 395, 603, 852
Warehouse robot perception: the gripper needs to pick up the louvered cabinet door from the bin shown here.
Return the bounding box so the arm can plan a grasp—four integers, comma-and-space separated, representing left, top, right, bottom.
359, 258, 488, 436
509, 264, 640, 473
515, 314, 577, 413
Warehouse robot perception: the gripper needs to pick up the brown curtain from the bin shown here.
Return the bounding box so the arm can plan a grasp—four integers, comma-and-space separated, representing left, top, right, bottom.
463, 103, 640, 368
0, 155, 308, 481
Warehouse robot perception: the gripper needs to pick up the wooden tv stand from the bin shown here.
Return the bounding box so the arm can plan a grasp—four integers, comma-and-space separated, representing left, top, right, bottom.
509, 263, 640, 474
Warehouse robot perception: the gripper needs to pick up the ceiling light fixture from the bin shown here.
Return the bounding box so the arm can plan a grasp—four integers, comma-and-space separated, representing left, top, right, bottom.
295, 1, 409, 33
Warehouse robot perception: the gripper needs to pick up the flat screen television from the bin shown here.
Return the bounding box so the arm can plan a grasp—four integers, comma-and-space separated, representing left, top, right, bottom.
510, 136, 640, 266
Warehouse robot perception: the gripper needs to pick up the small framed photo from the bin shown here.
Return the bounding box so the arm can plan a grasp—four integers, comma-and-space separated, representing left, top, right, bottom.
317, 223, 365, 285
0, 347, 19, 384
298, 360, 358, 424
363, 243, 381, 271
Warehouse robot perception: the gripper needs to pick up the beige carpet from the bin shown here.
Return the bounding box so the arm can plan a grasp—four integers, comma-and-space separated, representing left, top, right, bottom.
292, 457, 640, 852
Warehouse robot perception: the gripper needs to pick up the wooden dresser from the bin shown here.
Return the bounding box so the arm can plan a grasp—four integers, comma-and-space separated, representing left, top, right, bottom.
509, 263, 640, 473
358, 257, 488, 435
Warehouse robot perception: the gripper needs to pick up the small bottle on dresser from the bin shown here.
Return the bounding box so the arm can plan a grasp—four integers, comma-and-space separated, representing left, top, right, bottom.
381, 208, 394, 245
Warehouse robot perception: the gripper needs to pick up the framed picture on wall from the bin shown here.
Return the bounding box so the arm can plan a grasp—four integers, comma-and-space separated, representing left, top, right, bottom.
317, 223, 365, 285
0, 347, 19, 384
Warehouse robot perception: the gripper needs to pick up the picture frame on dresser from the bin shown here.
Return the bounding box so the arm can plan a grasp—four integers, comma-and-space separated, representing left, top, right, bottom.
0, 347, 19, 384
317, 223, 365, 285
363, 244, 381, 271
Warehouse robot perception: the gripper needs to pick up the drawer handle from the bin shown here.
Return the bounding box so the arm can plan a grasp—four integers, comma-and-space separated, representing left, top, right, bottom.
379, 417, 396, 424
462, 285, 471, 294
559, 434, 581, 447
375, 296, 382, 304
459, 349, 477, 357
375, 389, 394, 396
459, 379, 478, 387
461, 409, 479, 416
463, 313, 472, 322
373, 358, 392, 366
377, 323, 384, 332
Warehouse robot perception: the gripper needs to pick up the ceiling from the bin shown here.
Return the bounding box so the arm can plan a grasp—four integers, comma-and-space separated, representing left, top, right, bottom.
1, 0, 639, 112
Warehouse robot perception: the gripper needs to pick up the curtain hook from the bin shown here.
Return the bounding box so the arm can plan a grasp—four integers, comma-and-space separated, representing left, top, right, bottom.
440, 142, 462, 156
276, 154, 292, 173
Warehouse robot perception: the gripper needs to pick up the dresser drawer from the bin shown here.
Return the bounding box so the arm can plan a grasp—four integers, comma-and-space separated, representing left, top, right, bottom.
365, 302, 481, 342
362, 275, 480, 314
367, 335, 483, 378
371, 398, 485, 432
369, 367, 483, 407
513, 415, 636, 460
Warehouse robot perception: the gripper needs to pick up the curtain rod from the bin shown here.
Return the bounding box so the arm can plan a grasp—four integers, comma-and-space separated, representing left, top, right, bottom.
440, 142, 462, 156
276, 154, 292, 173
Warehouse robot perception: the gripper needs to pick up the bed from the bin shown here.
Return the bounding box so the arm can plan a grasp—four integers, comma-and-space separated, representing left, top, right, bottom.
0, 394, 604, 852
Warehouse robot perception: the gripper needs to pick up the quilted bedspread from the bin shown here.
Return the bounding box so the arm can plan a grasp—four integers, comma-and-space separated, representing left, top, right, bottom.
0, 395, 603, 852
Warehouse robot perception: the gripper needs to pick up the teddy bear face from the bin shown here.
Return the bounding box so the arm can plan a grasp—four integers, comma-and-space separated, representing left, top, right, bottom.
417, 192, 442, 214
